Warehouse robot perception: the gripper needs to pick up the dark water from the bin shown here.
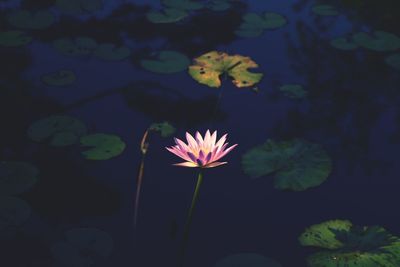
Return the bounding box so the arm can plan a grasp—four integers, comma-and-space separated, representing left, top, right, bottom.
1, 0, 400, 266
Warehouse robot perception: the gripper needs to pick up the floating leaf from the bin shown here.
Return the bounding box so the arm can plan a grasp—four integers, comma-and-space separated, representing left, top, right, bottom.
353, 31, 400, 52
312, 5, 339, 16
146, 8, 188, 23
330, 37, 359, 50
242, 139, 332, 191
235, 12, 287, 38
0, 162, 38, 196
0, 31, 32, 47
41, 70, 76, 87
80, 134, 126, 160
28, 115, 87, 147
56, 0, 103, 15
207, 0, 231, 11
385, 54, 400, 71
215, 253, 282, 267
52, 228, 113, 267
149, 121, 176, 137
0, 197, 31, 233
53, 37, 98, 57
94, 44, 131, 61
300, 220, 400, 267
189, 51, 263, 88
141, 50, 190, 74
279, 84, 307, 99
7, 10, 54, 30
162, 0, 204, 10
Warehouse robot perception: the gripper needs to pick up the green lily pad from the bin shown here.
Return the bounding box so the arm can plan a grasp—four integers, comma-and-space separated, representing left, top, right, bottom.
207, 0, 231, 11
279, 84, 307, 99
146, 8, 188, 23
0, 31, 32, 47
330, 37, 359, 50
53, 37, 98, 57
0, 197, 31, 232
242, 139, 332, 191
162, 0, 204, 10
94, 44, 131, 61
385, 54, 400, 70
149, 121, 176, 137
41, 70, 76, 87
7, 10, 54, 30
141, 50, 190, 74
215, 253, 282, 267
300, 220, 400, 267
52, 228, 113, 267
28, 115, 87, 147
299, 220, 353, 249
80, 134, 126, 160
312, 5, 339, 16
353, 31, 400, 52
56, 0, 103, 15
235, 12, 287, 38
0, 162, 38, 196
189, 51, 263, 88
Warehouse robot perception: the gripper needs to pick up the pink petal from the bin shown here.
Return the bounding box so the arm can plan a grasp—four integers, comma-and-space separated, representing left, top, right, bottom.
215, 133, 228, 148
204, 161, 227, 168
174, 138, 189, 151
210, 131, 217, 148
214, 144, 238, 161
204, 130, 211, 146
166, 147, 192, 162
173, 162, 199, 167
185, 132, 198, 150
195, 131, 204, 146
212, 143, 228, 161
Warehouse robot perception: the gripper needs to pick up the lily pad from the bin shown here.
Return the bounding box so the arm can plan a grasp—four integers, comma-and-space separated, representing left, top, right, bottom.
353, 31, 400, 52
0, 162, 38, 196
235, 12, 287, 38
279, 84, 307, 99
141, 50, 190, 74
7, 10, 54, 30
312, 5, 339, 16
385, 54, 400, 71
207, 0, 231, 11
53, 37, 98, 57
149, 121, 176, 137
56, 0, 103, 15
94, 44, 131, 61
330, 37, 359, 50
52, 228, 113, 267
41, 70, 76, 86
146, 8, 188, 23
0, 31, 32, 47
0, 197, 31, 233
215, 253, 282, 267
242, 139, 332, 191
28, 115, 87, 147
300, 220, 400, 267
162, 0, 204, 10
189, 51, 263, 88
80, 134, 126, 160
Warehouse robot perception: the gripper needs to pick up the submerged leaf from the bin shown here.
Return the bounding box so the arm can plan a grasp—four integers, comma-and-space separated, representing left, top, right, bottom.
207, 0, 231, 11
28, 115, 87, 147
56, 0, 103, 15
53, 37, 98, 57
80, 133, 126, 160
146, 8, 188, 23
242, 139, 332, 191
141, 51, 190, 74
7, 10, 54, 30
385, 54, 400, 71
189, 51, 263, 88
353, 31, 400, 52
0, 31, 32, 47
162, 0, 204, 10
0, 197, 31, 232
94, 43, 131, 61
330, 37, 359, 50
235, 12, 287, 38
279, 84, 307, 99
312, 5, 339, 16
0, 162, 38, 196
41, 70, 76, 86
215, 253, 282, 267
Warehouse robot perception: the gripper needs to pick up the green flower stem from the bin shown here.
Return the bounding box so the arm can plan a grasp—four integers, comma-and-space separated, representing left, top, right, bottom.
179, 171, 204, 267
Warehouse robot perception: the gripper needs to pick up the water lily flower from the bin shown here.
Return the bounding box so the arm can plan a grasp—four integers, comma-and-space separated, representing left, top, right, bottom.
166, 130, 237, 168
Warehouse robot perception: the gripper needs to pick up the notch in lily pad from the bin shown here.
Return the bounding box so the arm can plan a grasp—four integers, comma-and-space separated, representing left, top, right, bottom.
28, 115, 87, 147
80, 133, 126, 160
242, 139, 332, 191
41, 70, 76, 87
149, 121, 176, 137
189, 51, 263, 88
299, 220, 400, 267
235, 12, 287, 38
0, 31, 32, 47
7, 9, 55, 30
215, 253, 282, 267
141, 50, 190, 74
